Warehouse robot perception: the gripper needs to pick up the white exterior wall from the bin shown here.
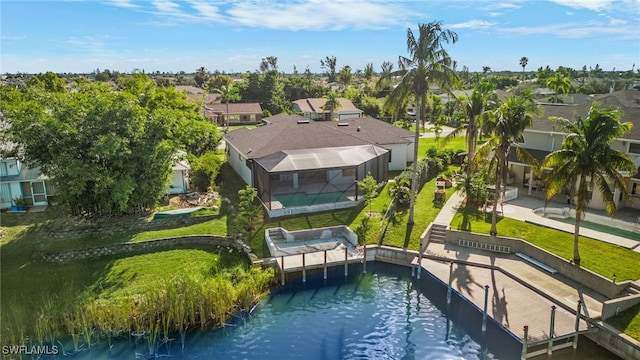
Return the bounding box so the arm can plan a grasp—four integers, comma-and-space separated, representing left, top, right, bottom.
227, 144, 253, 186
522, 130, 564, 152
383, 143, 411, 171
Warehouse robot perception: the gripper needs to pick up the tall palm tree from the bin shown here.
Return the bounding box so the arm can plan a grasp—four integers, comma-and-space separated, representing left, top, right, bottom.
542, 103, 635, 266
322, 91, 342, 121
475, 90, 541, 235
519, 57, 528, 77
443, 81, 495, 173
212, 84, 240, 129
378, 21, 458, 225
546, 73, 571, 103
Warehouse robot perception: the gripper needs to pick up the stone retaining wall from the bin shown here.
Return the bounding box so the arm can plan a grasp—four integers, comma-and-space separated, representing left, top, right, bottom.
40, 235, 253, 263
46, 214, 219, 239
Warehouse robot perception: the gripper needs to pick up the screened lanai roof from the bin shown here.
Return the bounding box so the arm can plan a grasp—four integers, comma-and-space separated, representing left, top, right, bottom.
254, 145, 389, 172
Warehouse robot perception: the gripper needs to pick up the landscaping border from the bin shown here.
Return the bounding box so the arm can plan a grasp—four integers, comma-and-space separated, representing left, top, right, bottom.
39, 235, 255, 263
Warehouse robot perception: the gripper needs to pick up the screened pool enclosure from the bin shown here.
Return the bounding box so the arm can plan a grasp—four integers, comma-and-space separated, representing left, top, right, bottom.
251, 145, 390, 214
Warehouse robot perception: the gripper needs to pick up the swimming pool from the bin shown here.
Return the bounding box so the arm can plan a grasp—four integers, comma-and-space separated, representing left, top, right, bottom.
276, 191, 351, 207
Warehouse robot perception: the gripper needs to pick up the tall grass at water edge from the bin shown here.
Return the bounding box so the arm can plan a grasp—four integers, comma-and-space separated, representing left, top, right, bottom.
1, 249, 275, 357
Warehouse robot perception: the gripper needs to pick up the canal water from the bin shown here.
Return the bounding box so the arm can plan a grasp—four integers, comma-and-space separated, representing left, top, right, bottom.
45, 262, 620, 359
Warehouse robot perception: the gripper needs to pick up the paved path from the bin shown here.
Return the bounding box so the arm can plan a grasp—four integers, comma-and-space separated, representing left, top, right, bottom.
417, 187, 640, 347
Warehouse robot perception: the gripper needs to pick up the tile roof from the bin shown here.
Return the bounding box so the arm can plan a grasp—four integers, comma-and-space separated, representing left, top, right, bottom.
530, 90, 640, 140
224, 114, 413, 159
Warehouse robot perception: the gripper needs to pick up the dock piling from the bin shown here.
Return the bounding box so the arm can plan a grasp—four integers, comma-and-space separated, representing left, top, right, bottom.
280, 256, 285, 285
446, 262, 453, 305
573, 300, 582, 349
548, 305, 557, 356
323, 250, 327, 280
344, 247, 348, 277
302, 253, 306, 283
521, 325, 528, 360
482, 285, 489, 333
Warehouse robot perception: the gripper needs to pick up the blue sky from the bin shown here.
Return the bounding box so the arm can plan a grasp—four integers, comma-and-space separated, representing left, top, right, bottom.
1, 0, 639, 74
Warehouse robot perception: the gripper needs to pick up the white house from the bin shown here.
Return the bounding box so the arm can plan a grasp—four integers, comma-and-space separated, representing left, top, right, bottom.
507, 90, 640, 211
224, 114, 414, 217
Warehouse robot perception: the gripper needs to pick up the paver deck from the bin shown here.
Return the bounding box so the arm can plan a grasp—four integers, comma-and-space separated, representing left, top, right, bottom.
415, 242, 603, 346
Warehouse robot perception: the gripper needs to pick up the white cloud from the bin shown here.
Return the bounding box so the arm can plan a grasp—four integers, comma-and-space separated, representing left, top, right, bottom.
450, 20, 496, 30
107, 0, 140, 9
499, 20, 637, 39
548, 0, 614, 11
226, 0, 410, 31
188, 1, 225, 22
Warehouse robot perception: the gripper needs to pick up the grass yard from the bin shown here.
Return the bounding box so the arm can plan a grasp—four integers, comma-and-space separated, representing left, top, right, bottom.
608, 303, 640, 340
450, 207, 640, 281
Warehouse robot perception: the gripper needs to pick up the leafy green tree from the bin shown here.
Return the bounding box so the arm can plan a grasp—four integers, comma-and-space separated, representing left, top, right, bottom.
206, 75, 233, 93
1, 74, 213, 217
194, 66, 210, 87
237, 186, 262, 234
190, 150, 224, 192
321, 55, 338, 83
389, 177, 411, 208
542, 103, 635, 266
338, 65, 353, 88
363, 63, 375, 83
379, 21, 458, 225
360, 96, 384, 118
212, 84, 241, 128
546, 73, 572, 103
356, 174, 379, 215
27, 71, 66, 92
475, 91, 540, 235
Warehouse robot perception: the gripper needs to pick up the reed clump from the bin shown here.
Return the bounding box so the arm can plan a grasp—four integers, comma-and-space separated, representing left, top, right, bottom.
1, 248, 275, 356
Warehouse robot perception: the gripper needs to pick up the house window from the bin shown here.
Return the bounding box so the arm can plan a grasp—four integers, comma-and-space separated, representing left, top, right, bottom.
0, 183, 11, 202
0, 162, 7, 176
629, 143, 640, 154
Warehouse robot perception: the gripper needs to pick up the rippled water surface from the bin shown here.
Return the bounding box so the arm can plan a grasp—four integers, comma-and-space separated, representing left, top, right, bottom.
54, 263, 521, 359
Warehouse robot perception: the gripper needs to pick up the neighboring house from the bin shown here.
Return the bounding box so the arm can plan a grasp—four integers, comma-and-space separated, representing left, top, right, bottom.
224, 114, 414, 217
168, 152, 191, 195
175, 85, 219, 104
207, 103, 263, 126
507, 89, 640, 211
0, 154, 190, 210
292, 98, 363, 121
0, 158, 56, 210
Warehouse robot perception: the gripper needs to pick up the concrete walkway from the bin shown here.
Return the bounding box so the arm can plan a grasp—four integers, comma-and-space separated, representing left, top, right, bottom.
419, 188, 640, 349
432, 189, 640, 252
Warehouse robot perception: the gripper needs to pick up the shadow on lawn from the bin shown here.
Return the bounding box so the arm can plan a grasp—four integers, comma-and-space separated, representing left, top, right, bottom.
456, 206, 504, 232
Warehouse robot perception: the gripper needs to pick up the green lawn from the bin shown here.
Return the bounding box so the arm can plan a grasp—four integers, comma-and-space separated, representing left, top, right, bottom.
608, 303, 640, 340
450, 207, 640, 281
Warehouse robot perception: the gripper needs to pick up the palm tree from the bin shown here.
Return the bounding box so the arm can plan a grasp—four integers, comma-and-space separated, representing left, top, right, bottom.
519, 57, 528, 79
542, 103, 635, 266
443, 81, 495, 172
212, 84, 240, 129
475, 90, 540, 235
322, 91, 342, 121
546, 73, 571, 103
378, 21, 458, 225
